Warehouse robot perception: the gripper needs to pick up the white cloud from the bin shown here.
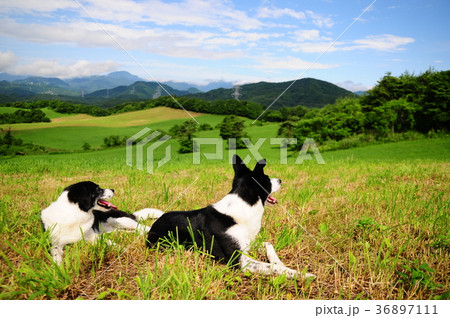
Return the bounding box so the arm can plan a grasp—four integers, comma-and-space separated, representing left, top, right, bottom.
336, 80, 372, 92
0, 50, 18, 72
256, 7, 306, 20
253, 56, 337, 71
0, 0, 263, 30
0, 19, 243, 60
305, 10, 334, 28
78, 0, 263, 30
0, 0, 77, 14
283, 34, 414, 53
10, 59, 118, 78
292, 29, 322, 42
350, 34, 415, 52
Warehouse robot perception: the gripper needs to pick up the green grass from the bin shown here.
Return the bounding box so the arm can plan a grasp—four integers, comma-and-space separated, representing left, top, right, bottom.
0, 107, 448, 299
0, 107, 21, 114
0, 136, 449, 300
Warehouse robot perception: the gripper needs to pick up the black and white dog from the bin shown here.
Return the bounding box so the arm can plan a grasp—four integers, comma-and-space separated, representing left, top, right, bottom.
147, 155, 315, 279
41, 181, 163, 264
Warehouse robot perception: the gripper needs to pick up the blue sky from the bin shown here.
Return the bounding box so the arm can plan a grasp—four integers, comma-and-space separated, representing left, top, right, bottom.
0, 0, 448, 91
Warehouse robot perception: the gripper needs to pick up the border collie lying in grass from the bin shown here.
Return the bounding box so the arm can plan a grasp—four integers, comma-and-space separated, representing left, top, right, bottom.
146, 155, 315, 279
41, 181, 163, 264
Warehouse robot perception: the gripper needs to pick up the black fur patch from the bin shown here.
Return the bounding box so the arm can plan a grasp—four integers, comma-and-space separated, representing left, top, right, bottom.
92, 209, 137, 233
65, 181, 105, 212
230, 156, 272, 206
146, 206, 239, 265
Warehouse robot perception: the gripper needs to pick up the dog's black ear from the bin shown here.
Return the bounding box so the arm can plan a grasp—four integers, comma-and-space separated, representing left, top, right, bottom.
253, 158, 267, 174
232, 154, 250, 177
232, 154, 243, 165
66, 182, 95, 212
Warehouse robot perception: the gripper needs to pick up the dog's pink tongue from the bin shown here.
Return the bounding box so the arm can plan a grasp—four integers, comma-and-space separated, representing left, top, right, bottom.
98, 199, 118, 209
267, 196, 278, 205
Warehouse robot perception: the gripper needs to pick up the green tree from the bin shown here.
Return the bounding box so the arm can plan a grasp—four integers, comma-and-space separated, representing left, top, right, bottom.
170, 120, 198, 154
218, 115, 249, 149
82, 142, 91, 151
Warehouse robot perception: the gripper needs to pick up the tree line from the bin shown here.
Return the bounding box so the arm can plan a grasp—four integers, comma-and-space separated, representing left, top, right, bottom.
277, 69, 449, 148
0, 109, 50, 124
2, 70, 448, 146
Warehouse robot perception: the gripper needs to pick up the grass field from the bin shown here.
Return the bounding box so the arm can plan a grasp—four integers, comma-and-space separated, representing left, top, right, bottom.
0, 107, 449, 300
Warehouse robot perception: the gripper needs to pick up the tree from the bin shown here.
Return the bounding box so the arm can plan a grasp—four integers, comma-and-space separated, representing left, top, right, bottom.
218, 115, 249, 149
103, 135, 126, 148
82, 142, 91, 151
169, 120, 198, 154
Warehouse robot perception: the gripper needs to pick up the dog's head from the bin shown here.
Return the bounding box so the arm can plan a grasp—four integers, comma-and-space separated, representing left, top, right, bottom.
230, 155, 281, 206
64, 181, 116, 212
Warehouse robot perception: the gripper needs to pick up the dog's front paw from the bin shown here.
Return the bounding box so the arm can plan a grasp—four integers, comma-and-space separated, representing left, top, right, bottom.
133, 208, 164, 220
282, 267, 299, 279
303, 272, 316, 280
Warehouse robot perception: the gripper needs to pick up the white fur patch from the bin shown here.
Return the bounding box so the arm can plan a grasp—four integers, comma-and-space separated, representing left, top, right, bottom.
101, 189, 114, 200
270, 178, 281, 193
41, 191, 95, 247
213, 194, 264, 251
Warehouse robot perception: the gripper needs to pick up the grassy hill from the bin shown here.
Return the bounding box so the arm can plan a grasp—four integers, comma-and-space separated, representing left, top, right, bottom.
2, 107, 207, 150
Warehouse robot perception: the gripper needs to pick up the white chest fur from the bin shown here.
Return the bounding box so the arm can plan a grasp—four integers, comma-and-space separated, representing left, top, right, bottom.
41, 192, 95, 245
212, 194, 264, 251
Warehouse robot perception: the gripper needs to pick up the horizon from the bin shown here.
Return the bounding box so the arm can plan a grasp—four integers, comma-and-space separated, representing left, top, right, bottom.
0, 1, 449, 92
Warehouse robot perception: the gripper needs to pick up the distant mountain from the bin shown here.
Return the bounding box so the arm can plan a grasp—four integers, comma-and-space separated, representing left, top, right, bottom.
0, 81, 36, 102
85, 81, 191, 101
0, 73, 27, 82
0, 77, 77, 100
0, 72, 356, 109
66, 71, 144, 93
164, 80, 234, 92
188, 78, 355, 109
14, 76, 71, 88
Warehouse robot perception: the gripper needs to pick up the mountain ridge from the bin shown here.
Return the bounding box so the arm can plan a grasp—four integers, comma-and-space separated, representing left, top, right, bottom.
188, 78, 355, 108
0, 71, 355, 108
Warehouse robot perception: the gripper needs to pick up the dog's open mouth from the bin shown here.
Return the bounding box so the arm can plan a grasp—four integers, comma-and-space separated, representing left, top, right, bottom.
97, 199, 118, 210
266, 196, 278, 206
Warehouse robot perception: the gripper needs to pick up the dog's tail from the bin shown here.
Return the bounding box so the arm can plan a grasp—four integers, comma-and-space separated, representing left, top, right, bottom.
133, 208, 164, 221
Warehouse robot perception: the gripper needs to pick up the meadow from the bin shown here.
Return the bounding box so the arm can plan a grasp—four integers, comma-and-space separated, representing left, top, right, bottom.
0, 107, 449, 300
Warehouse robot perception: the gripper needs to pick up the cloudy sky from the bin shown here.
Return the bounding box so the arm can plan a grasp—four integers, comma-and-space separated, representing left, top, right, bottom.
0, 0, 448, 91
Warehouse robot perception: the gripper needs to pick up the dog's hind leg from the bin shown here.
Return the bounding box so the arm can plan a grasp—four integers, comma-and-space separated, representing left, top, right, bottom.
239, 254, 299, 279
239, 243, 315, 279
263, 242, 284, 266
133, 208, 164, 221
102, 217, 151, 235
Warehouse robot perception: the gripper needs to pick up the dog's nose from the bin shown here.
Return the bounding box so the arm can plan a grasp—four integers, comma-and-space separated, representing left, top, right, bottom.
278, 179, 282, 184
111, 189, 115, 193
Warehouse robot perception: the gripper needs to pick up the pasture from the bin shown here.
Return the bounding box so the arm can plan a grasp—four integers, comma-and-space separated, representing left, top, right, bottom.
0, 107, 448, 300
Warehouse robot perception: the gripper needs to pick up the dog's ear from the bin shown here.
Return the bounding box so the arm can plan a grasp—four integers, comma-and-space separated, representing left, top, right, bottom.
253, 158, 267, 174
66, 182, 94, 212
232, 154, 250, 177
232, 154, 243, 165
